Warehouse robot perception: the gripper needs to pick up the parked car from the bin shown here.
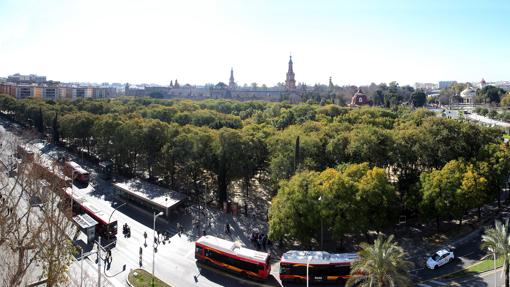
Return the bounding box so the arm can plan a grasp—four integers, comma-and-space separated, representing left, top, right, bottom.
426, 248, 454, 269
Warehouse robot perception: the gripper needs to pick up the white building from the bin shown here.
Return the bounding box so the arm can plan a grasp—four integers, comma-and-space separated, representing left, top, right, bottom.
460, 86, 476, 105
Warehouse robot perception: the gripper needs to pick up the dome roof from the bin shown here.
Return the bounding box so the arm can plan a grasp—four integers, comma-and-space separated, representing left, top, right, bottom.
460, 87, 476, 98
354, 87, 365, 96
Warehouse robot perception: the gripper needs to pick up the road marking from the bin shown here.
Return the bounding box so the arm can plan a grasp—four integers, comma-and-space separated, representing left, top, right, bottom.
417, 284, 432, 287
429, 279, 448, 285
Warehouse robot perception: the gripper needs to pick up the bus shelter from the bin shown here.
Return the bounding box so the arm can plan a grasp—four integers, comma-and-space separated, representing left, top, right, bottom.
113, 179, 187, 217
73, 213, 97, 244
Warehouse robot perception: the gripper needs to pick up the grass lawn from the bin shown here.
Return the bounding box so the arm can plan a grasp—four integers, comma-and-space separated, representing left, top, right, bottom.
504, 134, 510, 140
444, 256, 504, 279
128, 269, 172, 287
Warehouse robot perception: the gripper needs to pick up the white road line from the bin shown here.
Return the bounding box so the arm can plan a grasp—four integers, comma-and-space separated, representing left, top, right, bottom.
430, 279, 448, 285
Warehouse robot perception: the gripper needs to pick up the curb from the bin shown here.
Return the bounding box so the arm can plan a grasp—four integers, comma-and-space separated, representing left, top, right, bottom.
127, 268, 174, 287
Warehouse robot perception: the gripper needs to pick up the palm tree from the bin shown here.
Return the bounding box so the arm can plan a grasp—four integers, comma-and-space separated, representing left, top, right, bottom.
346, 234, 414, 287
482, 219, 510, 287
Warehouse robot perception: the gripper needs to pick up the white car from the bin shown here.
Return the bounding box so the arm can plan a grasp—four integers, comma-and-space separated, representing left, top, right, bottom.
426, 249, 454, 269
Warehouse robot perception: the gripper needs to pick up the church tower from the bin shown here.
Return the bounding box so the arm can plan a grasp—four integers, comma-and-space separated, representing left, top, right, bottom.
229, 68, 236, 89
285, 55, 296, 90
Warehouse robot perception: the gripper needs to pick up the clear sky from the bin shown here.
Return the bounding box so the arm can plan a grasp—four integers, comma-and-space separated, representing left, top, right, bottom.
0, 0, 508, 86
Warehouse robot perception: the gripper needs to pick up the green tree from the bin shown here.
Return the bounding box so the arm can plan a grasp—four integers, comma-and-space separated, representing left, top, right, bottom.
268, 170, 321, 246
420, 160, 465, 230
355, 167, 399, 233
477, 85, 506, 104
51, 113, 59, 144
482, 220, 510, 287
501, 92, 510, 107
346, 125, 393, 167
35, 107, 44, 133
346, 234, 414, 287
140, 119, 169, 179
411, 90, 427, 107
210, 128, 246, 203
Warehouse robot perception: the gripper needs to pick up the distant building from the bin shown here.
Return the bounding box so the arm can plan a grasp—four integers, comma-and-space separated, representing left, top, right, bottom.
415, 82, 438, 90
125, 56, 304, 102
349, 88, 370, 106
228, 68, 236, 89
0, 82, 115, 100
7, 73, 46, 83
480, 78, 487, 89
438, 81, 457, 89
285, 56, 296, 90
460, 86, 476, 105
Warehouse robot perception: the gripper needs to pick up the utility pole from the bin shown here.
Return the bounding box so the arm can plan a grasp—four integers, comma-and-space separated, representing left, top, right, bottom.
97, 236, 101, 287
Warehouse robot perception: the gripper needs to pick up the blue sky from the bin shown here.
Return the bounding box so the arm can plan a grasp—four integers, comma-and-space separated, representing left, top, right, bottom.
0, 0, 508, 86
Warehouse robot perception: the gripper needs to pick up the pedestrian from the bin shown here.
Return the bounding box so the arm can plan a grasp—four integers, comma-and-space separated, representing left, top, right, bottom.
262, 234, 267, 250
225, 223, 230, 235
139, 246, 142, 255
177, 223, 181, 234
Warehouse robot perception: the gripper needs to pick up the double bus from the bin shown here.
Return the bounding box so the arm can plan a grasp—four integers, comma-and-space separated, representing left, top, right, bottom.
195, 235, 271, 280
279, 250, 357, 284
64, 161, 90, 185
65, 188, 118, 240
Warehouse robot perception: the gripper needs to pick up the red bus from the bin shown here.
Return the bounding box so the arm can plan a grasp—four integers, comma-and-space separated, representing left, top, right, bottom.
66, 188, 117, 239
279, 251, 357, 284
64, 161, 90, 184
195, 235, 271, 280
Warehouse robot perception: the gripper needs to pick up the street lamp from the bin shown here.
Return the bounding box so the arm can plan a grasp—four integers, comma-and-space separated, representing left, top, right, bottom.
152, 211, 164, 287
69, 170, 76, 215
318, 196, 323, 249
488, 247, 497, 287
306, 255, 312, 287
107, 202, 126, 238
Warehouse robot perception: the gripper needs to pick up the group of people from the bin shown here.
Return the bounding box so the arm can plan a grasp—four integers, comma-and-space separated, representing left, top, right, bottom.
250, 232, 271, 251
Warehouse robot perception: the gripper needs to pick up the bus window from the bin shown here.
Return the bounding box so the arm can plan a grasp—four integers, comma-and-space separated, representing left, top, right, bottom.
196, 246, 204, 256
280, 264, 290, 275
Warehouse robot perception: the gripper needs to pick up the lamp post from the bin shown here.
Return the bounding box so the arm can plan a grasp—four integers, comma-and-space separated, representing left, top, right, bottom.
489, 247, 497, 287
69, 170, 76, 215
152, 211, 164, 287
318, 196, 323, 249
107, 202, 126, 237
306, 255, 312, 287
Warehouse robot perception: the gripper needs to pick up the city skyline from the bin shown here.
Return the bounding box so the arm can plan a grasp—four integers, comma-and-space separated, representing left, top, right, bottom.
0, 0, 509, 86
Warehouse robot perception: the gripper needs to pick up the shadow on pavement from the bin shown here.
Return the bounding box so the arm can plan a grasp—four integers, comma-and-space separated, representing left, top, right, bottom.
195, 261, 281, 287
444, 270, 488, 287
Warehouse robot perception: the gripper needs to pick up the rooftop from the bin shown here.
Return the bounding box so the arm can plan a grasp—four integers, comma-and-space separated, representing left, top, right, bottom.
281, 250, 358, 265
196, 235, 269, 264
113, 179, 186, 210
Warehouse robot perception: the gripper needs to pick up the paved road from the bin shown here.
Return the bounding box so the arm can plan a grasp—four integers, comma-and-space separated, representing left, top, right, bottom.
411, 229, 484, 282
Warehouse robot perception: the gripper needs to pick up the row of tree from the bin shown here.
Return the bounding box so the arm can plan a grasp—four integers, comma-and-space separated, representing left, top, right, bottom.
0, 132, 75, 286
